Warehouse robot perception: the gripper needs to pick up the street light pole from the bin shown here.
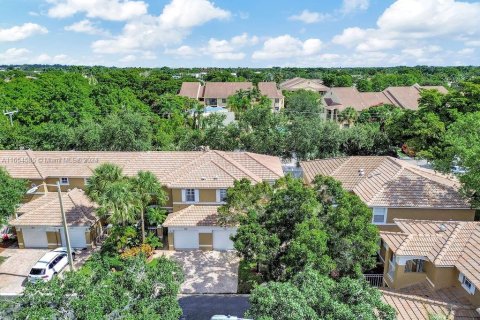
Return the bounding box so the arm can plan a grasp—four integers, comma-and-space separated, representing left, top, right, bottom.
56, 181, 74, 272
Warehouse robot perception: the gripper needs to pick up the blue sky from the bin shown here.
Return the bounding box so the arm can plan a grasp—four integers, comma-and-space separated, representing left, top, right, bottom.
0, 0, 479, 67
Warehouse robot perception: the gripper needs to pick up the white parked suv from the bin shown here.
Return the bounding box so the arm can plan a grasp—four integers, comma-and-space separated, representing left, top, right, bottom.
28, 251, 68, 283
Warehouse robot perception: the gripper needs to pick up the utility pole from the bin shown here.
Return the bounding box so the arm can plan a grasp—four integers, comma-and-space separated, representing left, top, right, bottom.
57, 181, 74, 271
3, 109, 18, 126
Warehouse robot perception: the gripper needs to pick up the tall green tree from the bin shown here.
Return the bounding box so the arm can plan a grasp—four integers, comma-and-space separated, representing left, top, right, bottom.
0, 168, 26, 225
246, 268, 395, 320
131, 171, 167, 243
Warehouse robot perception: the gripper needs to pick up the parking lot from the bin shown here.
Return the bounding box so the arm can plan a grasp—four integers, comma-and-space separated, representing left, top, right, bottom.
0, 247, 49, 294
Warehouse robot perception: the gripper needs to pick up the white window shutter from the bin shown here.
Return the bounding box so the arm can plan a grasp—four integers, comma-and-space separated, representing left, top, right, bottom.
194, 189, 199, 202
459, 272, 464, 282
216, 189, 220, 203
181, 189, 186, 202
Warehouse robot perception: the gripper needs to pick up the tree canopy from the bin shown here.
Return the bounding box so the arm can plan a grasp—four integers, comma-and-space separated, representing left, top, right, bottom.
246, 267, 395, 320
0, 254, 184, 320
222, 175, 379, 281
0, 168, 26, 225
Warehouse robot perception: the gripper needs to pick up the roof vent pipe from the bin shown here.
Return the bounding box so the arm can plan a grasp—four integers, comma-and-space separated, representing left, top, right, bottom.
439, 224, 447, 232
358, 169, 365, 176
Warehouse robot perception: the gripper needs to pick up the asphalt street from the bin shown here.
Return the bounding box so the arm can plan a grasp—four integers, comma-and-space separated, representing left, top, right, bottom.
179, 294, 250, 320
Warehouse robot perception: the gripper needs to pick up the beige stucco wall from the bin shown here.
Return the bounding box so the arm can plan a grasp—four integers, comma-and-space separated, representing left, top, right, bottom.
171, 189, 182, 203
200, 189, 217, 202
423, 262, 457, 290
16, 230, 24, 249
387, 208, 475, 223
164, 187, 173, 208
44, 177, 86, 192
168, 233, 174, 250
199, 233, 213, 251
378, 225, 401, 232
392, 264, 427, 290
47, 231, 62, 249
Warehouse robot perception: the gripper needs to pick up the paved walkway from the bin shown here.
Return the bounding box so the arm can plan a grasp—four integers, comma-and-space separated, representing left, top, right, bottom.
154, 250, 240, 294
0, 248, 49, 294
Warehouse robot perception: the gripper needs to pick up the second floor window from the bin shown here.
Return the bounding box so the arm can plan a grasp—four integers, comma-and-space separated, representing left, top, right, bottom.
372, 207, 387, 224
185, 189, 196, 202
219, 189, 227, 202
459, 273, 476, 294
60, 177, 69, 185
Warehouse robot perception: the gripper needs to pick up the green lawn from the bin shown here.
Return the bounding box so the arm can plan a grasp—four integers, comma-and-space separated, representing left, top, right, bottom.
237, 260, 263, 294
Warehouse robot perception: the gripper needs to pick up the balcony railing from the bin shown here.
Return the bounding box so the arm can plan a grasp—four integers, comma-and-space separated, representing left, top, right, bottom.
364, 274, 385, 287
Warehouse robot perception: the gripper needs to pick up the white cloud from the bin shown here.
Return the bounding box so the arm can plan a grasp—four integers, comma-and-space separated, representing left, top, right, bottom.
377, 0, 480, 38
465, 40, 480, 47
165, 45, 199, 58
65, 20, 109, 35
458, 48, 474, 55
165, 33, 257, 61
92, 0, 230, 54
288, 10, 329, 24
47, 0, 148, 21
333, 0, 480, 60
402, 45, 442, 58
332, 27, 368, 48
159, 0, 230, 29
119, 54, 136, 63
0, 48, 30, 64
0, 23, 48, 42
252, 35, 322, 60
341, 0, 369, 14
33, 53, 74, 64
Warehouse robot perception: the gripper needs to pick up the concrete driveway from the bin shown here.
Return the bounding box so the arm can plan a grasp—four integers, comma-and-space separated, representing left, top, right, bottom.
0, 248, 49, 294
155, 250, 240, 294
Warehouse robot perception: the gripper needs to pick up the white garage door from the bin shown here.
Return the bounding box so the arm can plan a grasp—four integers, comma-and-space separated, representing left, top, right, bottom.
174, 230, 199, 249
60, 228, 87, 249
23, 228, 48, 248
213, 229, 235, 250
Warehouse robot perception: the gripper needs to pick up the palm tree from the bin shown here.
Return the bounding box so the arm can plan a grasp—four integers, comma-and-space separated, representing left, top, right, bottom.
338, 107, 358, 127
96, 180, 141, 226
131, 171, 167, 243
85, 163, 124, 202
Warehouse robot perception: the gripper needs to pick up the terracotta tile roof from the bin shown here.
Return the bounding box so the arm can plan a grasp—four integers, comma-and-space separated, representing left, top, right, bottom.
325, 87, 393, 112
382, 85, 448, 110
162, 205, 221, 227
381, 287, 480, 320
300, 156, 469, 209
279, 77, 329, 92
179, 82, 284, 100
257, 82, 284, 99
0, 150, 283, 188
381, 219, 480, 288
203, 82, 253, 99
179, 82, 204, 99
0, 150, 43, 179
11, 188, 98, 227
324, 85, 448, 111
